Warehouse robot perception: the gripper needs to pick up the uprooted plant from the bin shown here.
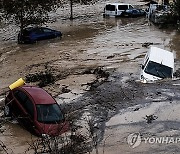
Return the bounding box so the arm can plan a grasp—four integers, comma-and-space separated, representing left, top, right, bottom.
26, 113, 101, 154
25, 70, 55, 87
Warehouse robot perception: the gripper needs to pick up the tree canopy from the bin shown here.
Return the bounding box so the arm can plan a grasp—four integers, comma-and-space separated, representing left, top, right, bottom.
0, 0, 63, 30
173, 0, 180, 18
0, 0, 97, 30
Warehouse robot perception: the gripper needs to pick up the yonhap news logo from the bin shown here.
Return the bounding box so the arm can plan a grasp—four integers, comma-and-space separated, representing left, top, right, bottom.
127, 133, 141, 148
127, 132, 180, 148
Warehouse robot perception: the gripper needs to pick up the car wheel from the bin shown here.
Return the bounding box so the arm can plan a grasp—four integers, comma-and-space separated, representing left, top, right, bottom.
4, 105, 11, 117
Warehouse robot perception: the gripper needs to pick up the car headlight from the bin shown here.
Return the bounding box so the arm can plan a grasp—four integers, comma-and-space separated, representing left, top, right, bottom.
42, 134, 50, 138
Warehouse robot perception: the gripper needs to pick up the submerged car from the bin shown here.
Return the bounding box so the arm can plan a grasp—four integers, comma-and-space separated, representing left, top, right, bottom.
4, 85, 69, 136
18, 27, 62, 44
140, 46, 174, 83
122, 9, 146, 17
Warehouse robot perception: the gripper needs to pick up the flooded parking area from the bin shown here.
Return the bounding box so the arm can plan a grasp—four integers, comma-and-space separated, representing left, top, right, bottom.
0, 0, 180, 153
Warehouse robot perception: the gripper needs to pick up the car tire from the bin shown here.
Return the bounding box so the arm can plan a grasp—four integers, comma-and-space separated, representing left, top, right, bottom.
4, 105, 11, 117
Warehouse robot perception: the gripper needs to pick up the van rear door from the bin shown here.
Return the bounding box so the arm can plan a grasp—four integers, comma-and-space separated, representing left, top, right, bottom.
104, 4, 116, 16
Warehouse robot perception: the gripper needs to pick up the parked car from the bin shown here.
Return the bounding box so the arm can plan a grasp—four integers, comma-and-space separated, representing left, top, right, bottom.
103, 3, 134, 17
122, 9, 146, 17
140, 46, 174, 83
4, 85, 69, 136
18, 27, 62, 44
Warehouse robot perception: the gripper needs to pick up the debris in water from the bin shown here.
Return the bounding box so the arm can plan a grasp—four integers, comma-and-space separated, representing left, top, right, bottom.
142, 42, 153, 48
93, 67, 109, 79
62, 86, 71, 93
173, 68, 180, 77
156, 91, 161, 95
107, 55, 115, 59
144, 114, 158, 124
83, 67, 109, 79
134, 107, 140, 111
25, 71, 55, 87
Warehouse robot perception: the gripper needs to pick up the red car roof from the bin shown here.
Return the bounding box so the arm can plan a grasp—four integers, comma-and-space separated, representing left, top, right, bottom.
20, 86, 56, 105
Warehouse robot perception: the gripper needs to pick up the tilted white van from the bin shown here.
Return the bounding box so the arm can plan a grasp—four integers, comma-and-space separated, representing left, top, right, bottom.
103, 3, 134, 17
140, 46, 174, 83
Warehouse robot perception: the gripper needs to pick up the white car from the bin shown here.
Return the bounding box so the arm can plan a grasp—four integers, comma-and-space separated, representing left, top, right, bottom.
140, 46, 174, 83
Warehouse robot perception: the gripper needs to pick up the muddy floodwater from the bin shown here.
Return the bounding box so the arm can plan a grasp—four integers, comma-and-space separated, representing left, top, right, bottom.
0, 0, 180, 153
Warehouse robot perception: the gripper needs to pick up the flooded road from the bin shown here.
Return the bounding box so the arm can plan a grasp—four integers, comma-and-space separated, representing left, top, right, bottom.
0, 0, 180, 153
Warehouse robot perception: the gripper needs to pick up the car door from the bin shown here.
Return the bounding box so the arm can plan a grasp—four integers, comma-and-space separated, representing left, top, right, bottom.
22, 97, 36, 132
13, 90, 35, 130
13, 90, 28, 118
132, 10, 138, 16
34, 28, 45, 41
42, 28, 55, 39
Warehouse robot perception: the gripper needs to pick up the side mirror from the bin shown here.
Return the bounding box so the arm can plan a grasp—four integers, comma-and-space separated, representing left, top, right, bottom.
141, 65, 145, 69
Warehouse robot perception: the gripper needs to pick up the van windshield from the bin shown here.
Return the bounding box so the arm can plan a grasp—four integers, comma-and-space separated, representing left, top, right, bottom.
106, 5, 115, 11
144, 61, 172, 79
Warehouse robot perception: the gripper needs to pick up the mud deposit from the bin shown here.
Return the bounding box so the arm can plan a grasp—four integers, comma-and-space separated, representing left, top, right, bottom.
0, 0, 180, 153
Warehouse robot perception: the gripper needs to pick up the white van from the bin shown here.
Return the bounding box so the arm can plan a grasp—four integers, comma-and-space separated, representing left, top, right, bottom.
140, 47, 174, 83
103, 3, 134, 17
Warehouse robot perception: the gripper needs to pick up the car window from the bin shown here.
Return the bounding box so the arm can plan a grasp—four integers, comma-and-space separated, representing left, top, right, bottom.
129, 5, 134, 9
14, 90, 34, 117
105, 5, 115, 11
118, 5, 128, 10
43, 28, 53, 33
22, 30, 31, 36
34, 28, 43, 34
14, 90, 27, 103
24, 98, 34, 118
133, 10, 138, 13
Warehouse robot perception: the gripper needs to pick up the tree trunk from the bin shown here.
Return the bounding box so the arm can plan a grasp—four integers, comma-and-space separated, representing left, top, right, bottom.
20, 13, 24, 31
70, 0, 73, 20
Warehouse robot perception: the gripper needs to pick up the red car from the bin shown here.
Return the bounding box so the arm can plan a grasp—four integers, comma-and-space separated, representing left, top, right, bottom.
4, 85, 69, 136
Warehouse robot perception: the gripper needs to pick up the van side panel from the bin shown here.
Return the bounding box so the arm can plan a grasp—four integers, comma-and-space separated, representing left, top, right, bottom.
104, 3, 134, 17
